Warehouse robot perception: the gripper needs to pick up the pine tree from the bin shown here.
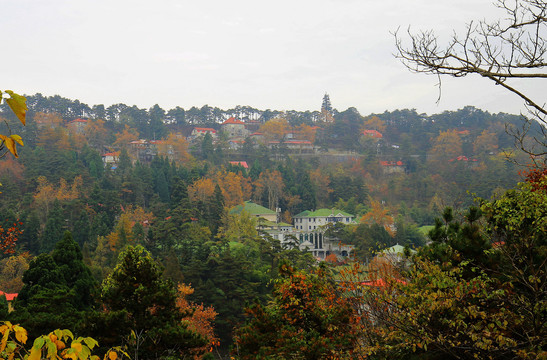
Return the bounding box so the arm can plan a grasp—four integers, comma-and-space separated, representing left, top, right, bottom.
20, 211, 40, 254
40, 200, 65, 253
12, 232, 97, 338
100, 245, 205, 358
72, 210, 90, 248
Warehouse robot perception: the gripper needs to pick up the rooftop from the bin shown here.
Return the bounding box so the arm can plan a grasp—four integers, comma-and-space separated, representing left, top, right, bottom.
230, 201, 276, 216
294, 208, 354, 218
222, 117, 245, 125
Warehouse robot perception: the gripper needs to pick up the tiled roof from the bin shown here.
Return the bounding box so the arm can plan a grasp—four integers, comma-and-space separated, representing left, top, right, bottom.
294, 209, 354, 218
222, 117, 245, 125
194, 127, 216, 133
0, 291, 18, 301
449, 156, 478, 162
230, 201, 276, 216
363, 129, 383, 138
229, 161, 249, 168
102, 151, 120, 157
380, 160, 404, 166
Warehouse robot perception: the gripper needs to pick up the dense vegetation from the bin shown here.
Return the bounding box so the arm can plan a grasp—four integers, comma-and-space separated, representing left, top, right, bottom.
0, 93, 544, 359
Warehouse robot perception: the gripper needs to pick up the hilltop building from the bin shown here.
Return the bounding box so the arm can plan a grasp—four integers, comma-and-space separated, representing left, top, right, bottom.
230, 202, 355, 260
221, 117, 248, 138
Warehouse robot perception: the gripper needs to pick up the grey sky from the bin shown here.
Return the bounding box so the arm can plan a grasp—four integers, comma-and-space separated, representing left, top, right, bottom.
2, 0, 543, 116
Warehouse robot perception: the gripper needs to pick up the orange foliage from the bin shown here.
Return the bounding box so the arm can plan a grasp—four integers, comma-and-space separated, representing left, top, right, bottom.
33, 176, 56, 220
188, 178, 216, 203
473, 129, 499, 155
360, 199, 395, 237
213, 170, 252, 208
363, 115, 386, 133
84, 118, 108, 149
294, 124, 317, 142
310, 168, 332, 206
158, 133, 193, 164
106, 205, 155, 251
114, 125, 139, 149
259, 118, 290, 141
176, 283, 219, 357
0, 158, 25, 182
37, 127, 71, 150
34, 112, 63, 128
254, 170, 284, 210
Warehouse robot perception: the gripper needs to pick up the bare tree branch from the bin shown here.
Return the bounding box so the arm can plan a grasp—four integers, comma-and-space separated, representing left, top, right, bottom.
394, 0, 546, 143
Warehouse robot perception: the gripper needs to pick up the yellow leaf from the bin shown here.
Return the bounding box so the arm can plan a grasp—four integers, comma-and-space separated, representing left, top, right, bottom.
28, 347, 42, 360
10, 135, 23, 146
0, 331, 8, 352
71, 342, 83, 353
13, 325, 28, 344
1, 137, 19, 158
4, 91, 27, 125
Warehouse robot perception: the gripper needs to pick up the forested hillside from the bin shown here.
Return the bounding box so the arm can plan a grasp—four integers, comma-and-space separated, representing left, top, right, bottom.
0, 93, 542, 358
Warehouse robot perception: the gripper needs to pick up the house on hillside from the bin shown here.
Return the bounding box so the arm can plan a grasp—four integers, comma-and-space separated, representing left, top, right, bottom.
221, 117, 248, 139
189, 127, 217, 140
230, 201, 279, 223
449, 155, 479, 168
229, 203, 355, 261
293, 209, 356, 260
363, 129, 383, 139
228, 161, 249, 169
67, 118, 88, 135
380, 160, 406, 174
102, 151, 120, 167
0, 291, 18, 312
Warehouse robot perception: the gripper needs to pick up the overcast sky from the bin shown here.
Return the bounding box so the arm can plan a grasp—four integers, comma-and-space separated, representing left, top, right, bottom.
2, 0, 543, 116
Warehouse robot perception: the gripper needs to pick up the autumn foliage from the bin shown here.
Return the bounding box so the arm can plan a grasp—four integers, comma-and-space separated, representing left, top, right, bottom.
176, 283, 219, 358
0, 220, 23, 255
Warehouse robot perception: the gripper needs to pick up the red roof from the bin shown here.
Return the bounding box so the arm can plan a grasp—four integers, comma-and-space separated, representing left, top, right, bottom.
102, 152, 120, 157
229, 161, 249, 169
449, 156, 478, 162
363, 129, 383, 138
222, 117, 245, 125
149, 140, 165, 145
194, 127, 216, 133
0, 291, 18, 301
380, 160, 404, 166
69, 118, 88, 124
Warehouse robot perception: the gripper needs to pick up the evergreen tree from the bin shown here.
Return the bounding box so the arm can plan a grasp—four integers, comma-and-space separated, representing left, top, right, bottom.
20, 211, 40, 254
13, 232, 97, 338
118, 148, 131, 173
72, 210, 91, 248
154, 169, 170, 203
100, 245, 205, 358
40, 200, 65, 253
201, 132, 214, 161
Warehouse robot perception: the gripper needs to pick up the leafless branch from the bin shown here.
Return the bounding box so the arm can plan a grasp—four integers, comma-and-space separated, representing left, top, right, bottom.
394, 0, 547, 144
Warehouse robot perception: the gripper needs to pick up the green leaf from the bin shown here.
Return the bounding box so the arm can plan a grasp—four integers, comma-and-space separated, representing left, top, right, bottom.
33, 336, 45, 349
4, 91, 27, 125
83, 337, 99, 349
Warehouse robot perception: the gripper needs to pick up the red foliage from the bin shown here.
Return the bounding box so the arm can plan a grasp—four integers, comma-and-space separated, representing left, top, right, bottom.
0, 220, 23, 254
520, 166, 547, 192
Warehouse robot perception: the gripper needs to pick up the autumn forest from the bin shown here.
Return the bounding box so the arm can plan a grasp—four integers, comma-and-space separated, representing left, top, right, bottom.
0, 92, 545, 359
